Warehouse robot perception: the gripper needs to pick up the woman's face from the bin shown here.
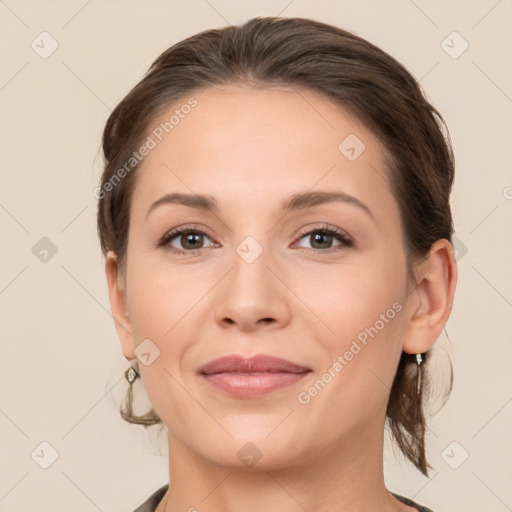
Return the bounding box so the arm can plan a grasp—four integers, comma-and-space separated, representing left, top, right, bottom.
115, 86, 419, 468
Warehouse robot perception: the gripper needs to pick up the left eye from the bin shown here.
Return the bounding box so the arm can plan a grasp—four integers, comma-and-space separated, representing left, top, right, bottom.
295, 228, 353, 251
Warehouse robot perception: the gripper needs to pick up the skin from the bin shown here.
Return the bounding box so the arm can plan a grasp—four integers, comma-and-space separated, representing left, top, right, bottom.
105, 86, 457, 512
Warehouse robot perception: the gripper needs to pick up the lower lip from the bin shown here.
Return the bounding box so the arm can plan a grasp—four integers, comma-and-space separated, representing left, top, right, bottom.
200, 371, 310, 398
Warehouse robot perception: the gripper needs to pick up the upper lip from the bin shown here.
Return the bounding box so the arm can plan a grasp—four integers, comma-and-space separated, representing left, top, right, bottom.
198, 354, 312, 375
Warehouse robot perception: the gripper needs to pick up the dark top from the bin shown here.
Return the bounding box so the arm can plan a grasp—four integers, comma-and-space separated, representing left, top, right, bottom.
132, 484, 435, 512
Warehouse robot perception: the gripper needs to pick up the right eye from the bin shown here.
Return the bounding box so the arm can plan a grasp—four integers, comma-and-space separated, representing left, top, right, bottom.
157, 225, 217, 255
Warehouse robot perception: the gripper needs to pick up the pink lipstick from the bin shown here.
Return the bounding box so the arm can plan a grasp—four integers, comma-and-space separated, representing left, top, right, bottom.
198, 354, 312, 398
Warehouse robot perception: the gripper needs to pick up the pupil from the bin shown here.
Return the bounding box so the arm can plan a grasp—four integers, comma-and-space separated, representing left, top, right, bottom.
312, 232, 331, 249
183, 232, 202, 249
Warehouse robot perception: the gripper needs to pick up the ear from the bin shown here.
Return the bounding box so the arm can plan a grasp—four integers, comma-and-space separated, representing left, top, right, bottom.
105, 251, 136, 360
402, 239, 458, 354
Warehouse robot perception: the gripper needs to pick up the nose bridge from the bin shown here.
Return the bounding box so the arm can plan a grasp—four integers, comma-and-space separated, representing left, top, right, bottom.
214, 228, 290, 329
230, 232, 275, 302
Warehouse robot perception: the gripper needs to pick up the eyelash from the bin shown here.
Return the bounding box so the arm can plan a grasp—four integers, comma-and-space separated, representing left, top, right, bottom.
156, 223, 354, 256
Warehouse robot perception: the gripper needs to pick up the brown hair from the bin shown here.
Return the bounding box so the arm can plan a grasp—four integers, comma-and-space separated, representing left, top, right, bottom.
97, 16, 455, 476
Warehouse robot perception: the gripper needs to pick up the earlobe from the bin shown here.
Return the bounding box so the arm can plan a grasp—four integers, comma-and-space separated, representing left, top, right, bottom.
402, 239, 458, 355
104, 251, 136, 360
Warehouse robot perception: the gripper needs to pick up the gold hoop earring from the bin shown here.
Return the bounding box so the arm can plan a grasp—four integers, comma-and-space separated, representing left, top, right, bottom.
120, 359, 161, 426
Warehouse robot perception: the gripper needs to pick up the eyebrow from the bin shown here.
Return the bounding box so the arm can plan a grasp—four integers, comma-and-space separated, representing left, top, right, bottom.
145, 190, 374, 221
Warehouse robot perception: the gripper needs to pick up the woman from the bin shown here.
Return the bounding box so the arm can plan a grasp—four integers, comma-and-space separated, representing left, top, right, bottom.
97, 16, 457, 512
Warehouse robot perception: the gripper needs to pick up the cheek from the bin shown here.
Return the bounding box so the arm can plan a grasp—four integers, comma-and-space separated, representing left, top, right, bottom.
303, 257, 405, 342
298, 273, 406, 435
124, 252, 223, 378
300, 256, 407, 399
124, 260, 196, 423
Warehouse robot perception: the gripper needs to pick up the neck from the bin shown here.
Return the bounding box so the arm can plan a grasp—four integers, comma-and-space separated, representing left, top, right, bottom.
156, 412, 412, 512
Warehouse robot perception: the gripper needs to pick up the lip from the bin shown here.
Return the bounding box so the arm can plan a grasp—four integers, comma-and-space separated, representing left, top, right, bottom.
199, 354, 311, 374
198, 354, 312, 398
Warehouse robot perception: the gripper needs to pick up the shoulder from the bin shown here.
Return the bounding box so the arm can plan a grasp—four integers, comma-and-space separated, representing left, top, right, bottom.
132, 484, 169, 512
390, 491, 435, 512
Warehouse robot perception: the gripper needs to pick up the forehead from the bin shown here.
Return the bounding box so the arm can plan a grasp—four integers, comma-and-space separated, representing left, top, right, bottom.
131, 86, 397, 224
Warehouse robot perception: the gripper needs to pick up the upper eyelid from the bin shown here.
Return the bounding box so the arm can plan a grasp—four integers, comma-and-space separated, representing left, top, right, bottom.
163, 224, 347, 238
164, 224, 215, 240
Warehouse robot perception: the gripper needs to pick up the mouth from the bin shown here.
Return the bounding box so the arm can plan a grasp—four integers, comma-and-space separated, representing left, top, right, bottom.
198, 354, 312, 398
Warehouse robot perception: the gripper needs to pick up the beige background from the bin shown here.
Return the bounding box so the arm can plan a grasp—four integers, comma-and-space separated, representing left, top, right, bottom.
1, 1, 511, 511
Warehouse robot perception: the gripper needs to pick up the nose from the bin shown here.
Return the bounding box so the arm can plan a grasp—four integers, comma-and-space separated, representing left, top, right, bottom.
214, 246, 291, 333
